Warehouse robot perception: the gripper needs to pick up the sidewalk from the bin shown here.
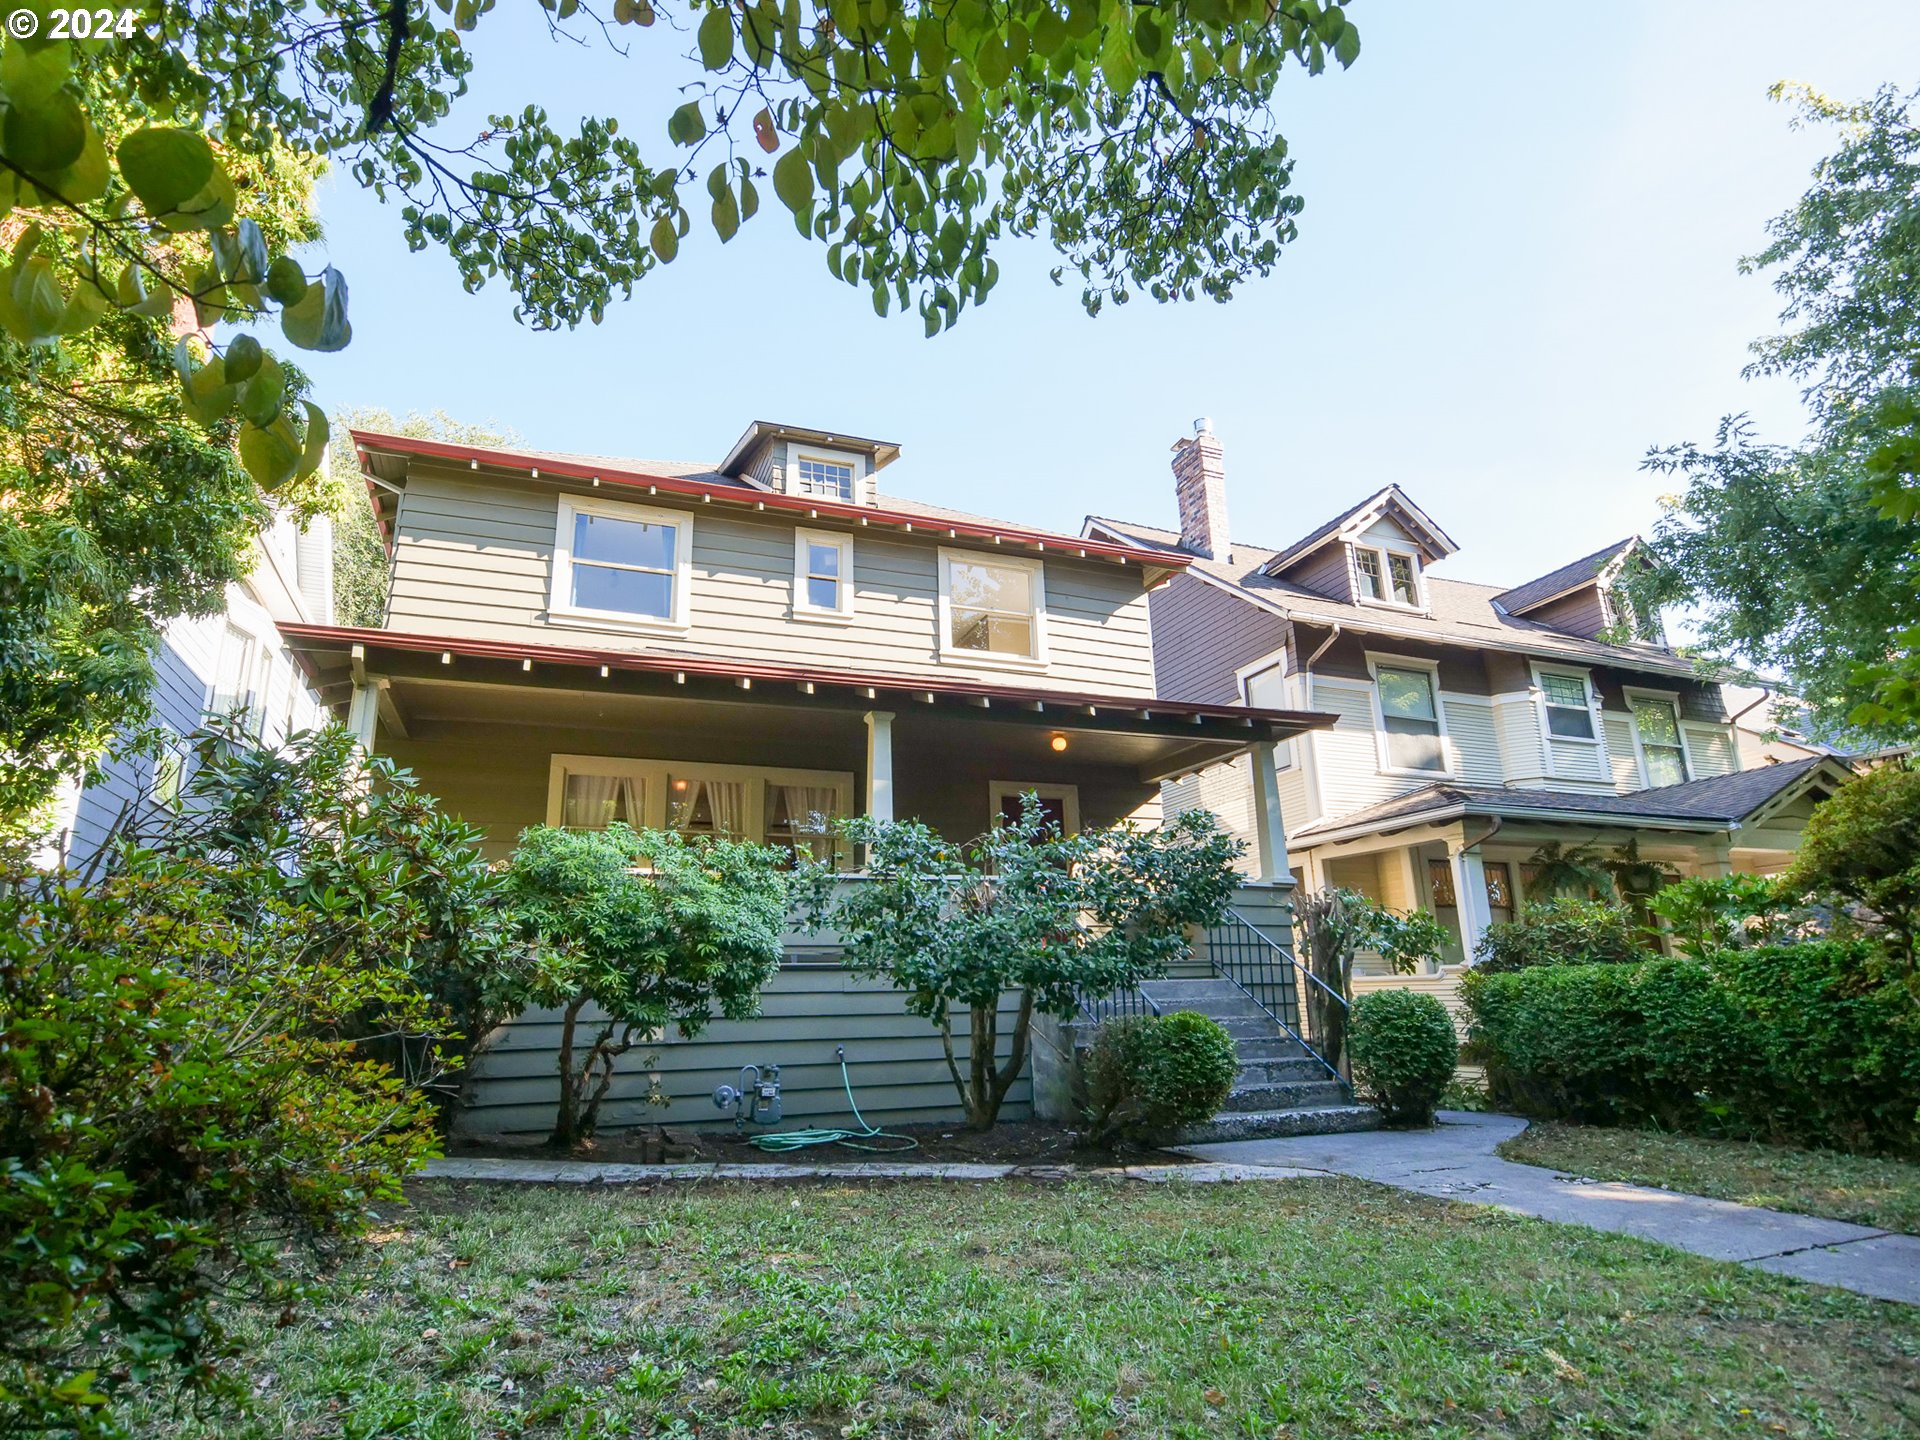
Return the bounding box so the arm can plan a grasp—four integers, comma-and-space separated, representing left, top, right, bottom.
1178, 1111, 1920, 1306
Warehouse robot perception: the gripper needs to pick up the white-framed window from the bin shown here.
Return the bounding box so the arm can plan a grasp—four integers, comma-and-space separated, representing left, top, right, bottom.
1352, 543, 1424, 609
792, 527, 854, 622
793, 454, 856, 501
1626, 689, 1692, 788
1368, 654, 1451, 775
989, 781, 1081, 836
546, 755, 855, 863
1532, 664, 1599, 743
937, 548, 1048, 668
208, 621, 268, 728
1238, 654, 1295, 769
550, 495, 693, 631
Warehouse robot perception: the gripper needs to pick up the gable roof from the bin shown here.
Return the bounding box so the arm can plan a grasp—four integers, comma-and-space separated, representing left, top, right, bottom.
1261, 485, 1459, 574
1085, 513, 1702, 677
1292, 755, 1853, 846
1495, 538, 1637, 616
352, 430, 1187, 582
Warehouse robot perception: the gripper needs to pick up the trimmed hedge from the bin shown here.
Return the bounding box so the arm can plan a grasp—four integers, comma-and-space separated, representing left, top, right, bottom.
1462, 941, 1920, 1156
1472, 898, 1648, 974
1348, 990, 1458, 1127
1084, 1011, 1239, 1143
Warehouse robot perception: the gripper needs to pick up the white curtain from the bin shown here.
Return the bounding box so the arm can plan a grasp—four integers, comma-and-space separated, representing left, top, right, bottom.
705, 779, 748, 838
780, 784, 841, 860
564, 773, 641, 830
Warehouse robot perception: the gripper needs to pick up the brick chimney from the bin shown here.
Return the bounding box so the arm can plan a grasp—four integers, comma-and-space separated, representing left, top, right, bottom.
1171, 417, 1230, 562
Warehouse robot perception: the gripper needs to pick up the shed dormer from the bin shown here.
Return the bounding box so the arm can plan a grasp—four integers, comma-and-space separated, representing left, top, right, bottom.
717, 421, 901, 506
1258, 485, 1457, 612
1494, 538, 1662, 642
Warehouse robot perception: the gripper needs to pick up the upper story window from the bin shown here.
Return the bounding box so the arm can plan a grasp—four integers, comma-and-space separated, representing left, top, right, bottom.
1371, 658, 1449, 773
550, 496, 692, 630
793, 528, 854, 621
1537, 668, 1598, 741
794, 455, 855, 500
1354, 544, 1423, 608
938, 549, 1048, 667
1630, 693, 1691, 787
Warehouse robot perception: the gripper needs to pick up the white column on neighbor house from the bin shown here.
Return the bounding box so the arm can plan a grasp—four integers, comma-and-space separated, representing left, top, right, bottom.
1249, 739, 1294, 884
346, 681, 380, 752
1450, 844, 1493, 962
863, 710, 895, 822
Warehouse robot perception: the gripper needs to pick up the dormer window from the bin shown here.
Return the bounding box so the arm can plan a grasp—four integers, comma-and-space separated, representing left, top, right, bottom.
794, 455, 855, 501
1354, 544, 1423, 609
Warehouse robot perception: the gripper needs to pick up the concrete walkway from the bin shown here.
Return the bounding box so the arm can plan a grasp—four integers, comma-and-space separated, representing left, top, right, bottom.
1178, 1110, 1920, 1306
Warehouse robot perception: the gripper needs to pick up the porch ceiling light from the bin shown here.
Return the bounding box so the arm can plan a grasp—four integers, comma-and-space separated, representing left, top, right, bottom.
1049, 733, 1069, 753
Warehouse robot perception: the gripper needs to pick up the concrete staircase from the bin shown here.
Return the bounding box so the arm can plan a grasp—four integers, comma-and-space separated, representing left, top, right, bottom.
1134, 977, 1379, 1145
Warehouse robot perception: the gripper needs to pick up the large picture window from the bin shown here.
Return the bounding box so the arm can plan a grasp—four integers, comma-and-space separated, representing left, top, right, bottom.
550, 496, 692, 629
938, 549, 1047, 666
1372, 661, 1448, 773
547, 756, 853, 864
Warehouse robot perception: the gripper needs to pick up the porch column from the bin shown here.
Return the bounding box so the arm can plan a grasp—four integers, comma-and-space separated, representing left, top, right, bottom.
1695, 836, 1735, 878
863, 710, 895, 822
1449, 844, 1493, 963
346, 681, 380, 752
1249, 739, 1294, 884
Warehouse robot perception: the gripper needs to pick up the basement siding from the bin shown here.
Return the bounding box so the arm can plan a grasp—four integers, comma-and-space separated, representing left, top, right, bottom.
386, 467, 1157, 697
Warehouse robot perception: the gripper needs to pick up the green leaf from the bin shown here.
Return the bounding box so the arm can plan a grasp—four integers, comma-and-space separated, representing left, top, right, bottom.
115, 262, 172, 319
116, 127, 216, 215
279, 265, 350, 351
157, 162, 236, 233
649, 213, 678, 263
0, 254, 64, 342
238, 352, 286, 426
223, 333, 263, 384
239, 415, 304, 492
0, 37, 70, 105
1333, 22, 1361, 68
3, 90, 86, 175
667, 100, 707, 146
772, 145, 813, 216
697, 4, 734, 69
297, 401, 329, 479
265, 257, 308, 307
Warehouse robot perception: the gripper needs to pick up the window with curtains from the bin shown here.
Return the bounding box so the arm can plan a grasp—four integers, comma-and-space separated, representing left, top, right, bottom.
1483, 860, 1515, 926
547, 756, 854, 863
1631, 694, 1691, 787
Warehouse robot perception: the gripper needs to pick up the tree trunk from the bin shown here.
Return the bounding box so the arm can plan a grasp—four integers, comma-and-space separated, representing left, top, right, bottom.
577, 1023, 637, 1141
966, 1003, 996, 1129
986, 990, 1035, 1122
549, 992, 589, 1149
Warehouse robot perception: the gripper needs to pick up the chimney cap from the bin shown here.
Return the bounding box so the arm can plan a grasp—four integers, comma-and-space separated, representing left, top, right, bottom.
1194, 416, 1214, 437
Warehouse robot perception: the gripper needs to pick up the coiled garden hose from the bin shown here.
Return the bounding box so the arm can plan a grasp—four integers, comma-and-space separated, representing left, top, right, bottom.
747, 1058, 919, 1154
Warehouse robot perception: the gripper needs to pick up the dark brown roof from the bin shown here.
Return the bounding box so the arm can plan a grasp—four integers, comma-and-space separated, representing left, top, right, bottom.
1495, 538, 1636, 615
1085, 514, 1700, 676
1293, 755, 1849, 842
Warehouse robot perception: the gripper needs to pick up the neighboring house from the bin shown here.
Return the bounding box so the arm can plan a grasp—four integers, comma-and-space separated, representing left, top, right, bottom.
47, 511, 335, 872
1086, 421, 1854, 1011
280, 423, 1328, 1134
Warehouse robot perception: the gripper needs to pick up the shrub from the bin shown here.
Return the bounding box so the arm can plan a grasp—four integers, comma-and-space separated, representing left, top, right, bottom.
1348, 990, 1459, 1127
1649, 873, 1807, 959
1783, 763, 1920, 965
0, 863, 440, 1438
1472, 898, 1647, 975
1084, 1011, 1239, 1144
503, 824, 791, 1147
1461, 942, 1920, 1154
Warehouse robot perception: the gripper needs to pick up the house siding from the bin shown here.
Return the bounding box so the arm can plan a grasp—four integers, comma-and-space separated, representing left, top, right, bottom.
387, 467, 1156, 696
1525, 587, 1610, 638
1145, 571, 1289, 705
1282, 543, 1356, 603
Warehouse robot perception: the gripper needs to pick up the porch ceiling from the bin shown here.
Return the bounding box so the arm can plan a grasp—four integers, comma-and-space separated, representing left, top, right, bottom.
283, 625, 1329, 784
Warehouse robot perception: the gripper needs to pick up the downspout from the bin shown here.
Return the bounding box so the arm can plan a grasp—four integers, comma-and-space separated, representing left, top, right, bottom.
1727, 688, 1771, 727
1304, 622, 1343, 672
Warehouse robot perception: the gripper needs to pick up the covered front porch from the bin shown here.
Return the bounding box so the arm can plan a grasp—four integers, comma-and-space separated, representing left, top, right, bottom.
281, 625, 1331, 1134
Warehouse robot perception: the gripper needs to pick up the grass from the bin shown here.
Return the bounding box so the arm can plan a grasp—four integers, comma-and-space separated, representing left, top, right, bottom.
1498, 1122, 1920, 1235
130, 1177, 1920, 1439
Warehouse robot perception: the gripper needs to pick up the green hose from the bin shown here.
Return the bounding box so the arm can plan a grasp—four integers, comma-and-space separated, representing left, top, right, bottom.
747, 1058, 919, 1154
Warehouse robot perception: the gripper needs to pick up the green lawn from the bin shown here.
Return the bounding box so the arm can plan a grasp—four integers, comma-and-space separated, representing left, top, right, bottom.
133, 1177, 1919, 1440
1498, 1122, 1920, 1235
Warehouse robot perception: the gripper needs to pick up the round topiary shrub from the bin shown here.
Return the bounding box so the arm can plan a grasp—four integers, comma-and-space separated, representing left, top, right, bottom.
1348, 989, 1459, 1127
1083, 1010, 1239, 1144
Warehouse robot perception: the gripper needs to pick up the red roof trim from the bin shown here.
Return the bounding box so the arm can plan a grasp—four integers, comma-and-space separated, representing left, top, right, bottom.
278, 623, 1333, 733
349, 429, 1188, 572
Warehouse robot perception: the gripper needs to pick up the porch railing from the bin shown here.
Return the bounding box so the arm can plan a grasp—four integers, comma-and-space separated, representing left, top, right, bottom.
1073, 982, 1159, 1028
1202, 907, 1347, 1082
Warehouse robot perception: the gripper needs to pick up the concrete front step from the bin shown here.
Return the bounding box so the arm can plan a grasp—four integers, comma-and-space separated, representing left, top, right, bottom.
1219, 1080, 1351, 1114
1237, 1056, 1333, 1086
1230, 1036, 1315, 1062
1162, 1104, 1381, 1146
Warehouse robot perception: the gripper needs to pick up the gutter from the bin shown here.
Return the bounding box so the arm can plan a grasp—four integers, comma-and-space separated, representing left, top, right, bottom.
1294, 799, 1735, 850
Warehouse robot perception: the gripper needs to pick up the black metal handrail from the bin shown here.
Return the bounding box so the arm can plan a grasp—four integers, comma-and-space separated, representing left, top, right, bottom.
1074, 983, 1159, 1027
1202, 907, 1347, 1081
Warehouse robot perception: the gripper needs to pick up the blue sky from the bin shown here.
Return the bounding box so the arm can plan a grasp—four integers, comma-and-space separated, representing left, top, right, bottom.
300, 2, 1920, 592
